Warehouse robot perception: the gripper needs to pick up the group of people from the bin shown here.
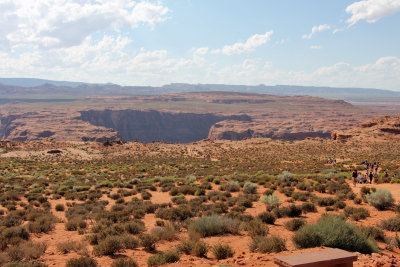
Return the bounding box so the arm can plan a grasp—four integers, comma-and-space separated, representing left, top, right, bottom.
352, 160, 380, 187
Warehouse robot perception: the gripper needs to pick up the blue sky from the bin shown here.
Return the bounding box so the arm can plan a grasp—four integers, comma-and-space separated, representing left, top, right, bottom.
0, 0, 400, 90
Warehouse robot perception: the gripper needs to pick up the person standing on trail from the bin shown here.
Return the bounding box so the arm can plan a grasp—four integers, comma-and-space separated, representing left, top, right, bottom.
369, 172, 374, 184
352, 170, 358, 187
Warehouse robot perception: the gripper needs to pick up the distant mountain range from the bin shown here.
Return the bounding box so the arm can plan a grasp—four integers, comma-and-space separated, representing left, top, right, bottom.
1, 78, 400, 102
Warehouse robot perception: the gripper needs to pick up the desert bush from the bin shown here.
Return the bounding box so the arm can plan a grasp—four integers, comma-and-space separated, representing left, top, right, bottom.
353, 197, 362, 205
316, 197, 336, 207
193, 241, 208, 258
7, 241, 46, 261
260, 194, 280, 211
293, 215, 378, 254
121, 235, 139, 250
66, 256, 98, 267
147, 250, 180, 266
3, 226, 29, 243
301, 202, 317, 213
56, 241, 88, 255
55, 204, 65, 211
366, 189, 394, 210
381, 215, 400, 231
257, 212, 276, 225
212, 243, 234, 260
250, 236, 286, 253
285, 219, 306, 231
344, 207, 370, 221
277, 171, 295, 182
221, 181, 241, 192
111, 258, 138, 267
151, 223, 176, 241
93, 235, 124, 256
141, 191, 152, 200
360, 226, 386, 242
124, 221, 146, 235
243, 182, 258, 194
286, 204, 303, 217
188, 215, 239, 239
177, 240, 195, 255
245, 219, 269, 238
139, 233, 158, 251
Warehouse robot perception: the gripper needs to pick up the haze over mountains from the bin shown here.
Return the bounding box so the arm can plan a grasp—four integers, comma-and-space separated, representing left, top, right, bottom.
1, 78, 400, 103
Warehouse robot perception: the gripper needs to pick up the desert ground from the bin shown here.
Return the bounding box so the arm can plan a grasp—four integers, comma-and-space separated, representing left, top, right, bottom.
0, 132, 399, 266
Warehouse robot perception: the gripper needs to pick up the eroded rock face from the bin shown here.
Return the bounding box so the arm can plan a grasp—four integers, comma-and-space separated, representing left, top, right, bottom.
0, 112, 119, 142
331, 116, 400, 141
79, 109, 251, 143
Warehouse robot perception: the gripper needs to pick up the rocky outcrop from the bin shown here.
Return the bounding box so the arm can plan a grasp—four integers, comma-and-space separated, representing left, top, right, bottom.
331, 116, 400, 141
0, 112, 119, 142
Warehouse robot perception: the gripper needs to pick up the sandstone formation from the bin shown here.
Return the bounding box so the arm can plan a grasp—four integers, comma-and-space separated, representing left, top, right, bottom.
331, 116, 400, 141
0, 92, 381, 142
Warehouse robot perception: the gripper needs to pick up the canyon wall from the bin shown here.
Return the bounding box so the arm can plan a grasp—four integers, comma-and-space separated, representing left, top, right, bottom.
79, 109, 252, 143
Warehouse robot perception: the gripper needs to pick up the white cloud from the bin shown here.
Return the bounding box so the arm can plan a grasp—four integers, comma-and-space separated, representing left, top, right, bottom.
221, 31, 273, 55
194, 47, 209, 56
346, 0, 400, 26
0, 0, 169, 49
310, 45, 322, 49
302, 24, 331, 39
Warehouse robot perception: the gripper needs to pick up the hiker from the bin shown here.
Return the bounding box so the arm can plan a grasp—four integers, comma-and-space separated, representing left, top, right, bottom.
357, 173, 362, 184
373, 172, 378, 183
369, 172, 373, 184
352, 170, 358, 187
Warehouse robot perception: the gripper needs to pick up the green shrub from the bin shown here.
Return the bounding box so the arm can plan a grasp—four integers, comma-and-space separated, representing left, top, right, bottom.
316, 197, 336, 207
285, 219, 306, 231
93, 235, 124, 256
381, 215, 400, 231
66, 257, 98, 267
260, 194, 280, 210
243, 182, 258, 194
3, 226, 29, 242
177, 241, 194, 255
360, 226, 386, 242
250, 236, 286, 253
121, 235, 139, 250
286, 204, 302, 217
111, 258, 138, 267
257, 212, 276, 225
301, 202, 317, 213
7, 241, 47, 261
212, 243, 234, 260
193, 242, 208, 258
344, 207, 370, 221
56, 241, 88, 255
147, 250, 180, 266
124, 221, 145, 234
151, 223, 176, 241
55, 204, 65, 211
366, 189, 394, 210
188, 215, 239, 238
293, 215, 378, 254
245, 219, 269, 238
139, 233, 158, 251
277, 171, 295, 182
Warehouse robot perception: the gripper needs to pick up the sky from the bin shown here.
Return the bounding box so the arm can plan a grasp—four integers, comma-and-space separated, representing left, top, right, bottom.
0, 0, 400, 91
